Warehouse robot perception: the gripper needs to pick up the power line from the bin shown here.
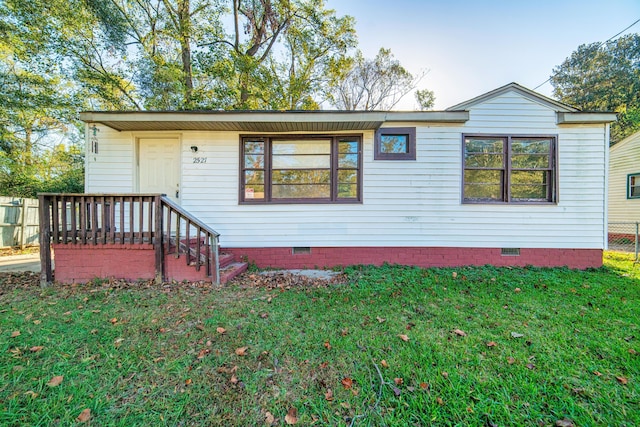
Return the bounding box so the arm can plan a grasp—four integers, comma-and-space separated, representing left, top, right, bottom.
533, 17, 640, 91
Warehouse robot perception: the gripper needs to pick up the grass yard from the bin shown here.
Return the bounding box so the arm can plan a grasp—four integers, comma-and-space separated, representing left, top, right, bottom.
1, 252, 639, 426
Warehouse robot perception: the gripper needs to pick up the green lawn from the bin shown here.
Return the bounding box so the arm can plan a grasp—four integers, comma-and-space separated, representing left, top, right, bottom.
1, 252, 639, 426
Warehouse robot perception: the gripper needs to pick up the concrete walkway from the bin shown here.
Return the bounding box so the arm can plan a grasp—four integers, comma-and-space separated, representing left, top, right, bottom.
0, 254, 44, 273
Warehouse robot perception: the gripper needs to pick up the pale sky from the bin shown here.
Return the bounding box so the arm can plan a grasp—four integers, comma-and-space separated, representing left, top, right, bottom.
325, 0, 640, 110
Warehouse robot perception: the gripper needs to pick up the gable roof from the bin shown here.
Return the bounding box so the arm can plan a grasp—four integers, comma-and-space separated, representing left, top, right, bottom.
446, 82, 579, 112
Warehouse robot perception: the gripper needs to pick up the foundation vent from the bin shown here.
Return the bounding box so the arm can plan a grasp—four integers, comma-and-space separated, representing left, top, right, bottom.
501, 248, 521, 256
292, 247, 311, 255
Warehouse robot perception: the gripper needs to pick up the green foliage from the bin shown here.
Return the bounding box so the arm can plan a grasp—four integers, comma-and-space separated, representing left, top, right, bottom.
415, 88, 435, 110
550, 34, 640, 144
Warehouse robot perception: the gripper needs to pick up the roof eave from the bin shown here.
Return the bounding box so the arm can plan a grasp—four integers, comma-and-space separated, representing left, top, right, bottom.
556, 112, 617, 124
79, 110, 470, 132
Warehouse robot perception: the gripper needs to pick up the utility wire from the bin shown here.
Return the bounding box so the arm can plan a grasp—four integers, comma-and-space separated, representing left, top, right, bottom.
533, 17, 640, 90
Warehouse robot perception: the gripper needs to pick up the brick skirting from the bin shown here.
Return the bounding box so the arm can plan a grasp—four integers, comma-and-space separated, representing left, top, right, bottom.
222, 247, 603, 270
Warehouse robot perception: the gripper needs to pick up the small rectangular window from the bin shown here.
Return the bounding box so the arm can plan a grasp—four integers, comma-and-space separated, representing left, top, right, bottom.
628, 173, 640, 198
375, 127, 416, 160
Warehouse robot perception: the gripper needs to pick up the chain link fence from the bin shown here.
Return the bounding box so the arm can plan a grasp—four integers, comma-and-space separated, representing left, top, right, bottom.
608, 222, 639, 260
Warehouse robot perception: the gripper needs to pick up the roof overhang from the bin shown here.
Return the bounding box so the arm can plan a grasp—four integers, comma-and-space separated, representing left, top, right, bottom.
556, 112, 618, 124
79, 110, 470, 132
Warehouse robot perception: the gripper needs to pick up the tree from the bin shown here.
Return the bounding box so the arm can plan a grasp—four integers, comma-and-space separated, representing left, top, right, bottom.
415, 88, 435, 110
550, 34, 640, 144
326, 48, 427, 110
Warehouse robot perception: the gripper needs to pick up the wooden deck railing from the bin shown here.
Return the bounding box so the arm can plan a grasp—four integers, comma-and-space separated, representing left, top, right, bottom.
38, 193, 220, 285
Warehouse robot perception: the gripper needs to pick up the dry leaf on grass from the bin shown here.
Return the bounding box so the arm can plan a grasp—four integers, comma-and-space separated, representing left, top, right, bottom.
76, 408, 91, 423
30, 346, 44, 352
555, 418, 575, 427
616, 376, 628, 385
380, 359, 389, 368
486, 341, 497, 347
284, 407, 298, 425
216, 327, 226, 334
398, 334, 409, 342
264, 411, 275, 425
324, 388, 334, 401
11, 331, 20, 338
235, 346, 248, 356
341, 377, 353, 389
453, 329, 466, 337
47, 375, 64, 387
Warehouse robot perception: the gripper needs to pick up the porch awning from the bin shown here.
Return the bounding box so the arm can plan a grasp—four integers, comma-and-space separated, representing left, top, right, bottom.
79, 110, 470, 132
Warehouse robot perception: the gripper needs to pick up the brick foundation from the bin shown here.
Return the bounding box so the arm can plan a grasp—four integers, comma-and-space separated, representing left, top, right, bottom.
53, 243, 156, 283
222, 247, 603, 270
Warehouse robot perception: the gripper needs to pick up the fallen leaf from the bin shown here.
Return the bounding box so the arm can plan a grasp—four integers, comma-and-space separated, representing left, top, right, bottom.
398, 334, 409, 342
380, 359, 389, 368
441, 372, 449, 379
47, 375, 64, 387
110, 318, 118, 324
235, 346, 248, 356
284, 407, 298, 425
419, 382, 429, 390
526, 363, 536, 370
265, 411, 275, 425
24, 390, 38, 398
629, 349, 637, 355
11, 331, 20, 338
486, 341, 498, 347
394, 377, 403, 385
436, 397, 444, 405
555, 418, 575, 427
30, 346, 44, 352
341, 328, 348, 336
196, 324, 205, 331
341, 377, 353, 389
323, 341, 331, 350
230, 375, 239, 384
593, 371, 602, 377
507, 357, 516, 365
197, 348, 210, 359
319, 361, 328, 369
452, 272, 458, 278
392, 386, 401, 396
511, 332, 524, 338
324, 388, 334, 401
185, 378, 192, 385
514, 288, 522, 293
33, 320, 41, 325
76, 408, 91, 423
466, 406, 474, 413
616, 376, 628, 385
340, 402, 351, 409
453, 329, 466, 337
376, 316, 386, 323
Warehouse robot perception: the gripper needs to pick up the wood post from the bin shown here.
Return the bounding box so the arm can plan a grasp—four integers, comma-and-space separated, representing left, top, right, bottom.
154, 195, 164, 284
38, 195, 53, 286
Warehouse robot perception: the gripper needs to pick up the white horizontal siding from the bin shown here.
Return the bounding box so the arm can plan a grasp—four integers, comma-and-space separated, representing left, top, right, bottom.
609, 132, 640, 222
86, 91, 608, 250
85, 126, 134, 193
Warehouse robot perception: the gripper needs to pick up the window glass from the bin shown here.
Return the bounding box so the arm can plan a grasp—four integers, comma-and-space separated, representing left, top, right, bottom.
629, 174, 640, 198
463, 135, 555, 203
241, 136, 361, 203
375, 127, 416, 160
380, 135, 408, 154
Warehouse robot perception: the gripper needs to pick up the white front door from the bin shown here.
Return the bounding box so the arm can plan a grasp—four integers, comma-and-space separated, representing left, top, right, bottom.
139, 137, 181, 201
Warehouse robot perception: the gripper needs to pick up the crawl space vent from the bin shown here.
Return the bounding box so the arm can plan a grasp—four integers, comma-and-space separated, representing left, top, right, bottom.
501, 248, 521, 256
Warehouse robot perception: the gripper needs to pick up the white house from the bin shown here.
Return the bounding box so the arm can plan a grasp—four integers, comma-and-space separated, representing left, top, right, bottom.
70, 82, 615, 279
609, 130, 640, 223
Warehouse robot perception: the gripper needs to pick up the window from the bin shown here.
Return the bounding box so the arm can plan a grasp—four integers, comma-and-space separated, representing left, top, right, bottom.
374, 127, 416, 160
240, 135, 361, 203
463, 134, 556, 203
628, 173, 640, 199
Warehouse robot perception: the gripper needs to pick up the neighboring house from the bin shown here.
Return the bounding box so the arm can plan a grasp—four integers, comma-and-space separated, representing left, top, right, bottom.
608, 130, 640, 223
51, 83, 616, 283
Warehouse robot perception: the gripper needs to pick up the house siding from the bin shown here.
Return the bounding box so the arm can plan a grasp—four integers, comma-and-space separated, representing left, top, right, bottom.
85, 91, 608, 264
609, 132, 640, 222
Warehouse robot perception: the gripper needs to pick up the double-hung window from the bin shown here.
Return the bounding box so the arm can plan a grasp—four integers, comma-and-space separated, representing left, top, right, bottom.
463, 134, 556, 203
240, 135, 361, 203
628, 173, 640, 199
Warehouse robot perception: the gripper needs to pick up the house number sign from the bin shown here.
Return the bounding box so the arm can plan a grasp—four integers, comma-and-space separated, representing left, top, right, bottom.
192, 157, 207, 163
